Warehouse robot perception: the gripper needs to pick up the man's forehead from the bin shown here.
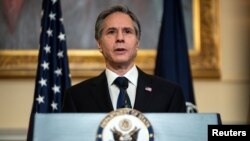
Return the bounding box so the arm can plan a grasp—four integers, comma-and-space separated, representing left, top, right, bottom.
103, 12, 133, 26
105, 26, 134, 30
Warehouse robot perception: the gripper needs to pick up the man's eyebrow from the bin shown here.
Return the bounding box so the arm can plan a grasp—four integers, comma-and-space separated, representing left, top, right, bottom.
123, 27, 134, 30
104, 27, 135, 33
106, 27, 117, 31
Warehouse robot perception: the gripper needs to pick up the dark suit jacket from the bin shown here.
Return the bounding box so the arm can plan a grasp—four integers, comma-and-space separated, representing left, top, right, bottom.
62, 68, 186, 113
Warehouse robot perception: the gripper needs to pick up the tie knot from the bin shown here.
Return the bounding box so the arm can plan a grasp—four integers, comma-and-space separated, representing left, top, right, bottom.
114, 77, 128, 89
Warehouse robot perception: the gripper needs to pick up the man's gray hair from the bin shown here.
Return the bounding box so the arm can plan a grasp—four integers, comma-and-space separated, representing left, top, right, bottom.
95, 5, 141, 40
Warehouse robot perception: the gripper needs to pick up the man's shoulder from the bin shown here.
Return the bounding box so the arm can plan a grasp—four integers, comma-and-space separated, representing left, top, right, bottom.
66, 71, 106, 91
148, 74, 180, 87
138, 69, 181, 89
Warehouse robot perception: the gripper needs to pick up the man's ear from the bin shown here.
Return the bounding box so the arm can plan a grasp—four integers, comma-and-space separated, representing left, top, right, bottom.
96, 40, 103, 53
136, 40, 140, 50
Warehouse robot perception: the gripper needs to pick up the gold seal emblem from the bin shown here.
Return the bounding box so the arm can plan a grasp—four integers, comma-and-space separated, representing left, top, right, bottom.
119, 118, 132, 131
96, 108, 154, 141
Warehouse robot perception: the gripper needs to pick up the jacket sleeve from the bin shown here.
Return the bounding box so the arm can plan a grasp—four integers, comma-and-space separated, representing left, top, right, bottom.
62, 90, 77, 112
168, 85, 187, 112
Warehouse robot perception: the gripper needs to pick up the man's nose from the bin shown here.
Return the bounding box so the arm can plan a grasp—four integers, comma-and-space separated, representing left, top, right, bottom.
116, 30, 125, 43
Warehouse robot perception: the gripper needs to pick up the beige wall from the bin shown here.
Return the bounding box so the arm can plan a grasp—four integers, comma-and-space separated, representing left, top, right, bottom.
195, 0, 250, 124
0, 0, 249, 136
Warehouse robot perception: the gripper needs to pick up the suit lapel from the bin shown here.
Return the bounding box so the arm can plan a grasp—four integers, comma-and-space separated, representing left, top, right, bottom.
134, 68, 154, 112
91, 71, 113, 112
90, 69, 154, 112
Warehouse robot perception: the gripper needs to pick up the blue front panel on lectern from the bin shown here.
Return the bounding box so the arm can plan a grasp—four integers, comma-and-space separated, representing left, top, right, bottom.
33, 113, 220, 141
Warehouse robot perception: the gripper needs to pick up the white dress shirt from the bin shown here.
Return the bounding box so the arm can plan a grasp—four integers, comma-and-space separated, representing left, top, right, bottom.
105, 65, 138, 110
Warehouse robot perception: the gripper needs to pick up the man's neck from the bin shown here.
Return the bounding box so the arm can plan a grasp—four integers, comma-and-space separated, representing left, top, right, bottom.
106, 63, 135, 76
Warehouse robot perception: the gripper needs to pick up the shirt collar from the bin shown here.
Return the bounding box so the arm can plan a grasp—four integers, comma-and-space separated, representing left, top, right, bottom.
124, 65, 138, 86
105, 65, 138, 86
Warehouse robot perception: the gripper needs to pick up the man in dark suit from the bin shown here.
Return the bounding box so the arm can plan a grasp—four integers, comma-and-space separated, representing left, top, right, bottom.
62, 5, 186, 113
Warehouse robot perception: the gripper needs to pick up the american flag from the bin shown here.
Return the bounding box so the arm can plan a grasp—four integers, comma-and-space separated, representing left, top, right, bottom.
27, 0, 71, 140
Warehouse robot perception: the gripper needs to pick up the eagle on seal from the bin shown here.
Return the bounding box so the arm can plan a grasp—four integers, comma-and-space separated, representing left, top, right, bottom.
111, 127, 140, 141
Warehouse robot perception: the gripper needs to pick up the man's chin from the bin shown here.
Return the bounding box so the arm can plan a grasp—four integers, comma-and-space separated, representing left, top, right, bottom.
113, 60, 132, 67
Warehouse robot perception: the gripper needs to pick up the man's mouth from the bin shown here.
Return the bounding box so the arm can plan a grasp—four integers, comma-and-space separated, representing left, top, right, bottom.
115, 48, 126, 51
114, 48, 127, 55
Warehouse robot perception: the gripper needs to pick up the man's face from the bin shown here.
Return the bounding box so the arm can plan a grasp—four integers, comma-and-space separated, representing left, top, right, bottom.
97, 12, 139, 68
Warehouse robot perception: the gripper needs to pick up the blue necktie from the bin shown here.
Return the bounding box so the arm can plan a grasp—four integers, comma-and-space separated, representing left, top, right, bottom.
114, 77, 132, 109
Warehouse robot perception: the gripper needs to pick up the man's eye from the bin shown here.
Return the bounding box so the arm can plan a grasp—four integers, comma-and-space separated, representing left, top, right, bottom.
124, 29, 132, 34
107, 30, 115, 34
